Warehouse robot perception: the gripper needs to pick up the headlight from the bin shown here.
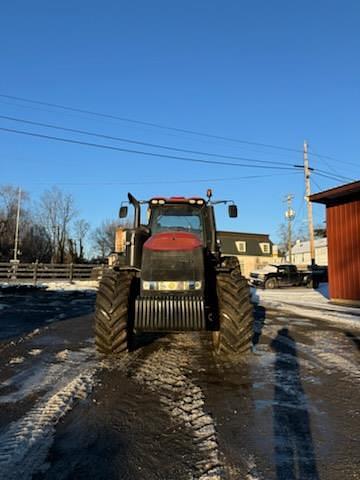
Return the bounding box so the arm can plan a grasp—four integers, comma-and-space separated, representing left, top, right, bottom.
142, 280, 202, 291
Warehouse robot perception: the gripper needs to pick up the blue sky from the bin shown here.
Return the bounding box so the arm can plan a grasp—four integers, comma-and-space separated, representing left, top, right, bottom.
0, 0, 359, 241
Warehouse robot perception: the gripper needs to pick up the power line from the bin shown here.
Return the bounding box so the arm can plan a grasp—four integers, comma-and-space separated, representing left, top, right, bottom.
2, 94, 351, 166
0, 115, 294, 168
292, 190, 306, 231
313, 155, 352, 181
311, 176, 324, 192
0, 126, 300, 171
309, 149, 359, 169
0, 93, 318, 157
314, 171, 355, 184
313, 167, 355, 182
7, 171, 303, 188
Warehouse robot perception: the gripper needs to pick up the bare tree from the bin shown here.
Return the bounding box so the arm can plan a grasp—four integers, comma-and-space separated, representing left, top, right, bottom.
276, 223, 289, 255
92, 220, 119, 260
73, 219, 90, 262
38, 186, 77, 263
0, 185, 53, 262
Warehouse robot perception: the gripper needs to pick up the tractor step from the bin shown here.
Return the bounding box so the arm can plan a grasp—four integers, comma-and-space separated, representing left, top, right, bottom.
134, 295, 206, 331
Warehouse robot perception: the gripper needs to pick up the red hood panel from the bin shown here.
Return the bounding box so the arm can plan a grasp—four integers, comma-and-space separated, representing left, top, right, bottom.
144, 232, 203, 252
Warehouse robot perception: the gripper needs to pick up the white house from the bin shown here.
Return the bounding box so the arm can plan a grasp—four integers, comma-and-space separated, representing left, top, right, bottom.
288, 238, 328, 266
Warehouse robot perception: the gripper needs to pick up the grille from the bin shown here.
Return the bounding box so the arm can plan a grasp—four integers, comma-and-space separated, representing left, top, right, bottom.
134, 295, 205, 331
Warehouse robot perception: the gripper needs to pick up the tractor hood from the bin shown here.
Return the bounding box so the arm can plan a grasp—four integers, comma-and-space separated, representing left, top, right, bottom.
141, 232, 205, 292
144, 231, 203, 252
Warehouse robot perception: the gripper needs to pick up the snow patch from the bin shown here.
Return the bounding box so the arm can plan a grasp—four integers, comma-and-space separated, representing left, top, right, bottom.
252, 286, 360, 330
28, 349, 42, 357
8, 357, 24, 365
56, 349, 70, 361
43, 280, 98, 292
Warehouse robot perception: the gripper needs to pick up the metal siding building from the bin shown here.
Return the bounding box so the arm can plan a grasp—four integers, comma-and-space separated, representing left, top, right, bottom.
310, 181, 360, 304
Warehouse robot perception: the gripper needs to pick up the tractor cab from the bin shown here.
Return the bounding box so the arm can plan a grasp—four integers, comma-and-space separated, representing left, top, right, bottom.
117, 192, 238, 268
148, 197, 206, 242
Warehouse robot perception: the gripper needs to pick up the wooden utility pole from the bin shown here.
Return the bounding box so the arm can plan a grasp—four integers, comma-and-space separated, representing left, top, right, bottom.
284, 194, 295, 262
13, 187, 21, 262
303, 141, 315, 265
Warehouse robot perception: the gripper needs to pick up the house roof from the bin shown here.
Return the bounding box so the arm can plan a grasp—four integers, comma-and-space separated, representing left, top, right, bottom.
310, 180, 360, 205
217, 230, 271, 240
291, 237, 327, 254
217, 230, 273, 257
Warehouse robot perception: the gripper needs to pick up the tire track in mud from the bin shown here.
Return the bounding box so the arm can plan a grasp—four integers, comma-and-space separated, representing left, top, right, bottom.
132, 334, 224, 480
1, 349, 91, 404
0, 348, 98, 480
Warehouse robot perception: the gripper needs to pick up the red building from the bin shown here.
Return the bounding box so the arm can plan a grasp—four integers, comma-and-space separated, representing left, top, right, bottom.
310, 180, 360, 305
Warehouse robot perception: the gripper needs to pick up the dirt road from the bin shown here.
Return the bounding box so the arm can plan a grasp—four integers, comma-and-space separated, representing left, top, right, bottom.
0, 306, 359, 479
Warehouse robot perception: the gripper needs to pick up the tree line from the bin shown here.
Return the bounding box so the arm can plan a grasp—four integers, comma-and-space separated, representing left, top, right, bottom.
0, 184, 120, 264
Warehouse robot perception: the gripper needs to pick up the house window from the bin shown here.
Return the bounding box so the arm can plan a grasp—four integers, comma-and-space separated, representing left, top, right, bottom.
260, 242, 270, 254
235, 241, 246, 253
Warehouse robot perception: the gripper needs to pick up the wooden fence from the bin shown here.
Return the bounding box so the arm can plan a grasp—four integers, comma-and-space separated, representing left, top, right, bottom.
0, 262, 105, 284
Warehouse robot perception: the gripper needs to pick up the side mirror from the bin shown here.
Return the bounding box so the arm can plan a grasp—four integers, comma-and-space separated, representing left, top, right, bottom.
228, 204, 238, 218
119, 206, 128, 218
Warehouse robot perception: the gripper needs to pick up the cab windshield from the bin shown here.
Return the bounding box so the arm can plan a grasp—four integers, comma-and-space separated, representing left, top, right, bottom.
149, 205, 204, 240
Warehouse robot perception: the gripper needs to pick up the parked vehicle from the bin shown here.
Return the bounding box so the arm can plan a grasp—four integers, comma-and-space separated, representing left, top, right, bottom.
95, 191, 254, 358
249, 263, 321, 289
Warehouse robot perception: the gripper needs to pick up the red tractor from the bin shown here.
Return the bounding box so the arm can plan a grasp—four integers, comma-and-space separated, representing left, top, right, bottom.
95, 191, 253, 357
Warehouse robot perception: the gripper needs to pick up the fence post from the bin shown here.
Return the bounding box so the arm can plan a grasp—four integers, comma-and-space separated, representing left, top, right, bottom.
33, 260, 39, 286
69, 263, 74, 283
10, 260, 19, 281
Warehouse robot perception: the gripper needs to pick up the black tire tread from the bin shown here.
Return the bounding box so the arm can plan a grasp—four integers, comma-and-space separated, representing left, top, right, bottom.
215, 264, 254, 357
94, 269, 134, 354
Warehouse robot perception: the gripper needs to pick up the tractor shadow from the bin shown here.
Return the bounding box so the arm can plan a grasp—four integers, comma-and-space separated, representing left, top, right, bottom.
270, 328, 319, 480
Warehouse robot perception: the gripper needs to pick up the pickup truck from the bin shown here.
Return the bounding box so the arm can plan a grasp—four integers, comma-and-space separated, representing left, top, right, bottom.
249, 264, 322, 289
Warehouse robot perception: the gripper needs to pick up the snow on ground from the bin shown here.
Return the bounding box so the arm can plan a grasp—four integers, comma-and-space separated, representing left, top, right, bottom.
251, 283, 360, 330
0, 280, 98, 291
40, 280, 99, 291
8, 356, 25, 365
0, 346, 97, 480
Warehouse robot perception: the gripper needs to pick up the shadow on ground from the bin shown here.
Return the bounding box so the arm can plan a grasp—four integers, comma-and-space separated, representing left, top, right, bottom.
0, 289, 96, 341
271, 328, 319, 480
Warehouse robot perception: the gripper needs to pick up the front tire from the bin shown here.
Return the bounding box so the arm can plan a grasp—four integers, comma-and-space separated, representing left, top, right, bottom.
213, 268, 254, 357
95, 269, 135, 354
264, 278, 277, 289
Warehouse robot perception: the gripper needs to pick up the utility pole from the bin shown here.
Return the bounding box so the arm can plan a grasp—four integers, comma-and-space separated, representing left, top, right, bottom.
13, 187, 21, 262
284, 194, 295, 262
303, 141, 315, 265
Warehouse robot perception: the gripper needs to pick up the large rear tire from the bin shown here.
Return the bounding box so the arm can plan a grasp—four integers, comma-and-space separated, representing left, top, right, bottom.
213, 267, 254, 357
95, 269, 135, 354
